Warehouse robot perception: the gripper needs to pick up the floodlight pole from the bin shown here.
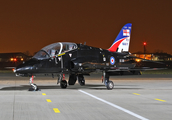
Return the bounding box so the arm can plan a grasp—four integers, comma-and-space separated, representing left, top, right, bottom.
143, 42, 146, 59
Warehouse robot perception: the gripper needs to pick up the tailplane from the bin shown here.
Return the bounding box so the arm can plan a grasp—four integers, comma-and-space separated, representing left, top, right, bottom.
108, 23, 132, 52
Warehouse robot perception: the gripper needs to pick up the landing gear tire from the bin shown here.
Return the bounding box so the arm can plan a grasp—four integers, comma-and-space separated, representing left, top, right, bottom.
60, 80, 67, 89
79, 80, 85, 86
68, 74, 77, 85
106, 81, 114, 90
78, 74, 85, 86
29, 84, 39, 91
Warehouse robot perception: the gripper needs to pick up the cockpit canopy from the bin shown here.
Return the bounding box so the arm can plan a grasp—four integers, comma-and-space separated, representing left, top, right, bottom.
33, 42, 77, 60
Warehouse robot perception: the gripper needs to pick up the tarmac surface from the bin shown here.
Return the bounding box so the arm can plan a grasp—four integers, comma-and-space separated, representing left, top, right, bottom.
0, 73, 172, 120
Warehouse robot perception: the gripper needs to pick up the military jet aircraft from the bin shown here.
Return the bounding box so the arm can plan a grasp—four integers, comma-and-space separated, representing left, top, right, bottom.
13, 23, 154, 91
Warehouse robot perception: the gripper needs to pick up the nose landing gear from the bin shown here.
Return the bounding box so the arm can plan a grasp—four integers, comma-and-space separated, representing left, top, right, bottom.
29, 76, 39, 91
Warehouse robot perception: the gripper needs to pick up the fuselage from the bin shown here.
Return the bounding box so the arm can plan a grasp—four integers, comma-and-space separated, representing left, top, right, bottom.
14, 42, 135, 76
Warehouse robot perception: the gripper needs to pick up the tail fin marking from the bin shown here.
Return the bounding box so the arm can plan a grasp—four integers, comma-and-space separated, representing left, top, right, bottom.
108, 23, 132, 52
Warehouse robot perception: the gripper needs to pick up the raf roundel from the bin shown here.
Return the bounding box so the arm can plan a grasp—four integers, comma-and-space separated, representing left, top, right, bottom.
110, 56, 115, 65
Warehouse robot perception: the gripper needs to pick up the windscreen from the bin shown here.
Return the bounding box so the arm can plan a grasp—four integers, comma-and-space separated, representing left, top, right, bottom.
33, 42, 77, 59
42, 43, 61, 57
33, 50, 50, 60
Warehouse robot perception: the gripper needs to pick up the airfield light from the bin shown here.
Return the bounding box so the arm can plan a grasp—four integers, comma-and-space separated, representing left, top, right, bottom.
135, 59, 141, 62
10, 58, 14, 61
13, 58, 17, 62
21, 58, 23, 61
143, 42, 147, 54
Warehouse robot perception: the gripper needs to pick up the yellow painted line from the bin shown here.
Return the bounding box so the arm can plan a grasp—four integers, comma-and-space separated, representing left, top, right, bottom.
155, 98, 166, 102
53, 108, 60, 113
133, 93, 140, 95
42, 93, 46, 96
46, 99, 52, 102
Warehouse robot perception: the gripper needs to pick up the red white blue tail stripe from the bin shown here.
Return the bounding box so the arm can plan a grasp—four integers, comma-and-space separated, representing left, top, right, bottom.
108, 23, 132, 52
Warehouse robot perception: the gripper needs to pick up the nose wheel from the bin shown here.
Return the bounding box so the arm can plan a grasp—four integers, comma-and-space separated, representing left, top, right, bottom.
29, 83, 39, 91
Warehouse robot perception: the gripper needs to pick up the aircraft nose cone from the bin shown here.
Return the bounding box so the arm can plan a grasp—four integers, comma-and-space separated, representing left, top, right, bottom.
14, 66, 36, 77
15, 66, 34, 73
13, 68, 17, 73
14, 58, 38, 76
14, 67, 24, 73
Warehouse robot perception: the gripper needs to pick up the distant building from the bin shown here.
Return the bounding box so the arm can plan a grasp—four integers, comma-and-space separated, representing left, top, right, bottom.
0, 52, 32, 69
132, 53, 172, 61
132, 52, 172, 68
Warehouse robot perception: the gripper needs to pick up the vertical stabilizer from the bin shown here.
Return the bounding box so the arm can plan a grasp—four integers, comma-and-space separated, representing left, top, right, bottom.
108, 23, 132, 52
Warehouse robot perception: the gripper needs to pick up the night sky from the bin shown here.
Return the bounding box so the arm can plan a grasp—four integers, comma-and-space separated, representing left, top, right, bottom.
0, 0, 172, 55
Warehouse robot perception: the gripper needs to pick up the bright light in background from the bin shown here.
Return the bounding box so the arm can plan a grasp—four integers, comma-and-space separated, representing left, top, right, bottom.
10, 58, 14, 61
135, 59, 141, 62
11, 58, 23, 61
13, 58, 17, 62
143, 42, 147, 46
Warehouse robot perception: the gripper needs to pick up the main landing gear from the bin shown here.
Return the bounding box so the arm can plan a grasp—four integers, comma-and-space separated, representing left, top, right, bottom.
68, 74, 77, 85
29, 75, 39, 91
78, 74, 85, 86
102, 72, 114, 90
58, 74, 85, 89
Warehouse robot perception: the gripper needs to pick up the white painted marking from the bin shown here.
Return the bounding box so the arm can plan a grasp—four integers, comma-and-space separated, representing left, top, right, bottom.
79, 90, 149, 120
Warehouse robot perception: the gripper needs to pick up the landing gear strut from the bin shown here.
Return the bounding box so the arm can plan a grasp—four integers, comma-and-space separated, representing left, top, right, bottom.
29, 75, 39, 91
57, 74, 62, 84
103, 72, 114, 90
